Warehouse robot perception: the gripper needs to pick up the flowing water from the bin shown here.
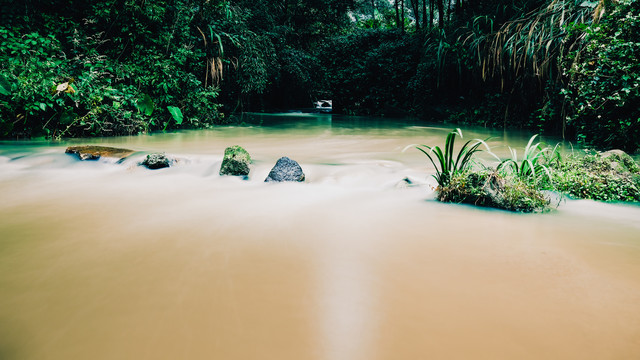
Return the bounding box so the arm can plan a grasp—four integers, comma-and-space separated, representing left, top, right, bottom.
1, 113, 640, 360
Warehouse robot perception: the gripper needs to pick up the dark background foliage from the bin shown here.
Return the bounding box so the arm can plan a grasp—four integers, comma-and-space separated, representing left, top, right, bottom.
1, 0, 638, 152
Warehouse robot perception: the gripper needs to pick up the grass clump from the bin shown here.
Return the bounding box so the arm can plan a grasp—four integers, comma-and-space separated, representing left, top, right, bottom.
550, 151, 640, 202
413, 128, 490, 188
413, 129, 640, 211
438, 170, 551, 213
497, 134, 558, 186
413, 129, 551, 212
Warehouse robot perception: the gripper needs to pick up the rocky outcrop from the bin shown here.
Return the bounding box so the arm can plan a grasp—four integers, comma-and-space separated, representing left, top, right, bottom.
65, 145, 134, 161
551, 150, 640, 201
265, 157, 305, 182
140, 153, 173, 169
219, 145, 251, 176
438, 170, 550, 213
601, 149, 640, 173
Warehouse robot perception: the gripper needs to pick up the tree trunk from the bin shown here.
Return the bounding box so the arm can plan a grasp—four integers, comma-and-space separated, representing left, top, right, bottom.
423, 0, 428, 29
371, 0, 375, 20
401, 0, 405, 32
436, 0, 444, 28
456, 0, 463, 15
430, 0, 434, 28
411, 0, 420, 29
283, 0, 290, 25
395, 0, 400, 29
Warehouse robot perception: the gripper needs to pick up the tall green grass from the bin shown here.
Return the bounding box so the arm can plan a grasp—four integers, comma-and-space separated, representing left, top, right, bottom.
497, 134, 558, 185
411, 128, 490, 188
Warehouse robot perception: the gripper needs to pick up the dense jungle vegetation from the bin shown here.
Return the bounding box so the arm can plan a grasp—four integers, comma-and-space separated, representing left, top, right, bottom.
1, 0, 638, 152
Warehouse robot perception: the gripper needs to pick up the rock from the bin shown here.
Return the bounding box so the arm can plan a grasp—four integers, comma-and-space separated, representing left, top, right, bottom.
438, 170, 550, 213
265, 157, 305, 182
140, 153, 172, 169
219, 145, 251, 176
394, 176, 426, 189
65, 145, 134, 161
602, 149, 628, 158
601, 149, 640, 173
395, 177, 413, 189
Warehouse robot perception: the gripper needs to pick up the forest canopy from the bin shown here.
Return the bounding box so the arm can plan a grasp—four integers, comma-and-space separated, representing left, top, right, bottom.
1, 0, 638, 152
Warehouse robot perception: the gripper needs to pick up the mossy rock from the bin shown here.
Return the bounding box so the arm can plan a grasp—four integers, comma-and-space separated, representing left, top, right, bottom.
601, 150, 640, 174
140, 153, 173, 169
438, 170, 550, 213
219, 145, 251, 176
551, 151, 640, 201
65, 145, 135, 161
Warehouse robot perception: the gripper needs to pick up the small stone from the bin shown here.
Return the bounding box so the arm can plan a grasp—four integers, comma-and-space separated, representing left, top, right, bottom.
265, 157, 305, 182
65, 145, 134, 161
140, 153, 172, 169
219, 145, 251, 176
394, 177, 414, 189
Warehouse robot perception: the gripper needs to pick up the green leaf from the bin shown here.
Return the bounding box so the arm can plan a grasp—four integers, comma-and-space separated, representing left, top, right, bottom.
0, 77, 11, 96
59, 110, 75, 125
136, 94, 154, 116
167, 106, 183, 125
39, 103, 47, 111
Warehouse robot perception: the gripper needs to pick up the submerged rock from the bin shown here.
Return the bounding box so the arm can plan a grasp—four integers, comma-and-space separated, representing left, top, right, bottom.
140, 153, 173, 169
219, 145, 251, 176
65, 145, 134, 161
265, 157, 305, 182
394, 176, 425, 189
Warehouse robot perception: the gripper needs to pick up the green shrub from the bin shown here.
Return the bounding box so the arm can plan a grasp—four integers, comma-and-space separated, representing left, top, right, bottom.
318, 29, 422, 115
0, 1, 232, 138
0, 28, 68, 137
551, 151, 640, 201
562, 0, 640, 152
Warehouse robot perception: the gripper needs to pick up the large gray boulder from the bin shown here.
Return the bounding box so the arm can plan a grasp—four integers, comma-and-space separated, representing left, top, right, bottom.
140, 153, 173, 169
219, 145, 251, 176
265, 157, 305, 182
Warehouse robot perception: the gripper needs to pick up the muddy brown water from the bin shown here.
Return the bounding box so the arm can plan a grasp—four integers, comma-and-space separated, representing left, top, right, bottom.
1, 114, 639, 359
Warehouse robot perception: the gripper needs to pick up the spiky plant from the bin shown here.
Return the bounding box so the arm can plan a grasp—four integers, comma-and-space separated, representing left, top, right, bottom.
453, 0, 603, 134
497, 134, 558, 185
414, 128, 490, 188
467, 0, 596, 86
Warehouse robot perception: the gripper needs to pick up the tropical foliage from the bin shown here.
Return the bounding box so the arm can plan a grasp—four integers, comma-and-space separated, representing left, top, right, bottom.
1, 0, 638, 152
550, 151, 640, 201
497, 135, 558, 186
561, 0, 640, 153
413, 128, 489, 187
415, 129, 640, 212
0, 0, 230, 138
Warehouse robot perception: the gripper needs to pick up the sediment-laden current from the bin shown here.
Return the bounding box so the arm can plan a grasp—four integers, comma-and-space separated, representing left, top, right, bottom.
1, 113, 639, 359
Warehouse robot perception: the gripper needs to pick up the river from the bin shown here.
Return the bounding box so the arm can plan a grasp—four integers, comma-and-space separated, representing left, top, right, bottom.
1, 113, 639, 359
